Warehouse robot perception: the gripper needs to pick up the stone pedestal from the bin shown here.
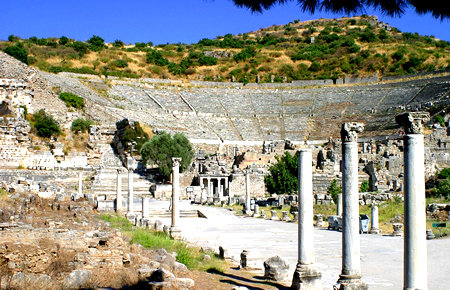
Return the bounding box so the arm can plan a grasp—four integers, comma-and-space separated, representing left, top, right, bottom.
270, 210, 279, 220
261, 210, 267, 219
240, 250, 249, 268
170, 157, 182, 240
292, 149, 322, 290
293, 212, 299, 222
315, 214, 325, 227
253, 205, 260, 217
282, 211, 291, 222
336, 123, 367, 290
392, 223, 404, 236
396, 112, 429, 290
370, 205, 380, 234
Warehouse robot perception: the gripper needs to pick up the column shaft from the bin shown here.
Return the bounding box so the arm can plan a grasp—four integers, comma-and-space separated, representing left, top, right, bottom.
298, 149, 314, 264
245, 171, 251, 213
116, 172, 122, 212
128, 170, 134, 214
404, 134, 427, 289
341, 141, 360, 277
292, 149, 322, 289
172, 162, 180, 227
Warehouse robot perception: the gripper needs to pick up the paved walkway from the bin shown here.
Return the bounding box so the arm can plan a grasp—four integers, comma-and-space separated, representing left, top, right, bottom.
150, 201, 450, 290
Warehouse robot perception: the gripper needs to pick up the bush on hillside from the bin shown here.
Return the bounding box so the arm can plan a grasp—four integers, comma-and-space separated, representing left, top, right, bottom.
146, 50, 169, 66
71, 118, 93, 133
87, 35, 105, 51
3, 44, 28, 64
58, 92, 85, 109
33, 109, 61, 138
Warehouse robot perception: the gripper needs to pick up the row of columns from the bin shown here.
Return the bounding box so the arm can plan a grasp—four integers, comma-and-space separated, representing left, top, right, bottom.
199, 176, 229, 199
292, 113, 429, 290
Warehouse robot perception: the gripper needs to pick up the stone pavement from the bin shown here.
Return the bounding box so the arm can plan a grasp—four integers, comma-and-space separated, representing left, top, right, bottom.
153, 201, 450, 290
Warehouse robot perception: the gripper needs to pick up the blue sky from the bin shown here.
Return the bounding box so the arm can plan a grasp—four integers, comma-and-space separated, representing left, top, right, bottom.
1, 0, 449, 44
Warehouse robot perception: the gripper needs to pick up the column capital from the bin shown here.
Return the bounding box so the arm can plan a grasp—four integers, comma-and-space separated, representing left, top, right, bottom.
395, 112, 430, 134
172, 157, 182, 167
341, 122, 364, 143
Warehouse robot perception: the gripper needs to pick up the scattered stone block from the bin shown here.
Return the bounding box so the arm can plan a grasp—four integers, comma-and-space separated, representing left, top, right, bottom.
263, 256, 290, 281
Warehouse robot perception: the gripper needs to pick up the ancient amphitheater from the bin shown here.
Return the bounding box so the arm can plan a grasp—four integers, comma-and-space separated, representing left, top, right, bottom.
41, 70, 450, 143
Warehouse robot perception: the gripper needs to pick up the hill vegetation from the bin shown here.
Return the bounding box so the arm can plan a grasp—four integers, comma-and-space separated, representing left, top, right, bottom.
1, 15, 449, 83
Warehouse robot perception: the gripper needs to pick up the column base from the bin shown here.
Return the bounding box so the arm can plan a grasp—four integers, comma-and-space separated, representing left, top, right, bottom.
335, 274, 368, 290
291, 264, 322, 290
369, 228, 380, 234
169, 226, 182, 240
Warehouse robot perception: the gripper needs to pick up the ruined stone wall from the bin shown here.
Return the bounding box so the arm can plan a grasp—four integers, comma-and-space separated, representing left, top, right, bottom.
0, 117, 31, 168
229, 173, 266, 198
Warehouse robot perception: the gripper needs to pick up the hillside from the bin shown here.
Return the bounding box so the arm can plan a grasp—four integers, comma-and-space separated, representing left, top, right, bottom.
1, 15, 449, 84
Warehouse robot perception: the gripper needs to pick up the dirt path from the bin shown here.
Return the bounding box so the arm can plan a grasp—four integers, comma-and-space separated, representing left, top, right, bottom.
190, 264, 290, 290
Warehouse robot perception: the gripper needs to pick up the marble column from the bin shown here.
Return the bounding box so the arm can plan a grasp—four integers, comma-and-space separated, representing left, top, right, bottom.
225, 176, 229, 196
245, 170, 251, 215
337, 193, 343, 216
116, 170, 122, 212
78, 171, 82, 196
292, 149, 322, 290
370, 205, 380, 234
396, 112, 429, 290
170, 157, 182, 239
142, 197, 150, 220
126, 157, 135, 220
336, 123, 367, 290
207, 177, 211, 197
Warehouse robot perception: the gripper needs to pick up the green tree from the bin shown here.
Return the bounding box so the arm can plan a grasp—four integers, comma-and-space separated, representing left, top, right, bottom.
87, 35, 105, 51
264, 151, 298, 195
328, 179, 342, 203
59, 36, 69, 45
140, 131, 194, 179
32, 109, 61, 138
3, 44, 28, 64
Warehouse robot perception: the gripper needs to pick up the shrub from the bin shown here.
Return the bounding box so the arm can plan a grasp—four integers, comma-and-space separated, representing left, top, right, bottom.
3, 44, 28, 64
70, 41, 89, 56
438, 168, 450, 179
71, 118, 93, 133
59, 36, 69, 45
87, 35, 105, 51
113, 40, 125, 48
360, 180, 370, 192
436, 115, 445, 127
32, 109, 61, 138
110, 59, 128, 68
233, 47, 257, 62
146, 49, 169, 66
58, 92, 85, 109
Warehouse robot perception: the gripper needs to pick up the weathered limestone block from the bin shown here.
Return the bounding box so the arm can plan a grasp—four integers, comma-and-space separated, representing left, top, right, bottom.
263, 256, 290, 281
